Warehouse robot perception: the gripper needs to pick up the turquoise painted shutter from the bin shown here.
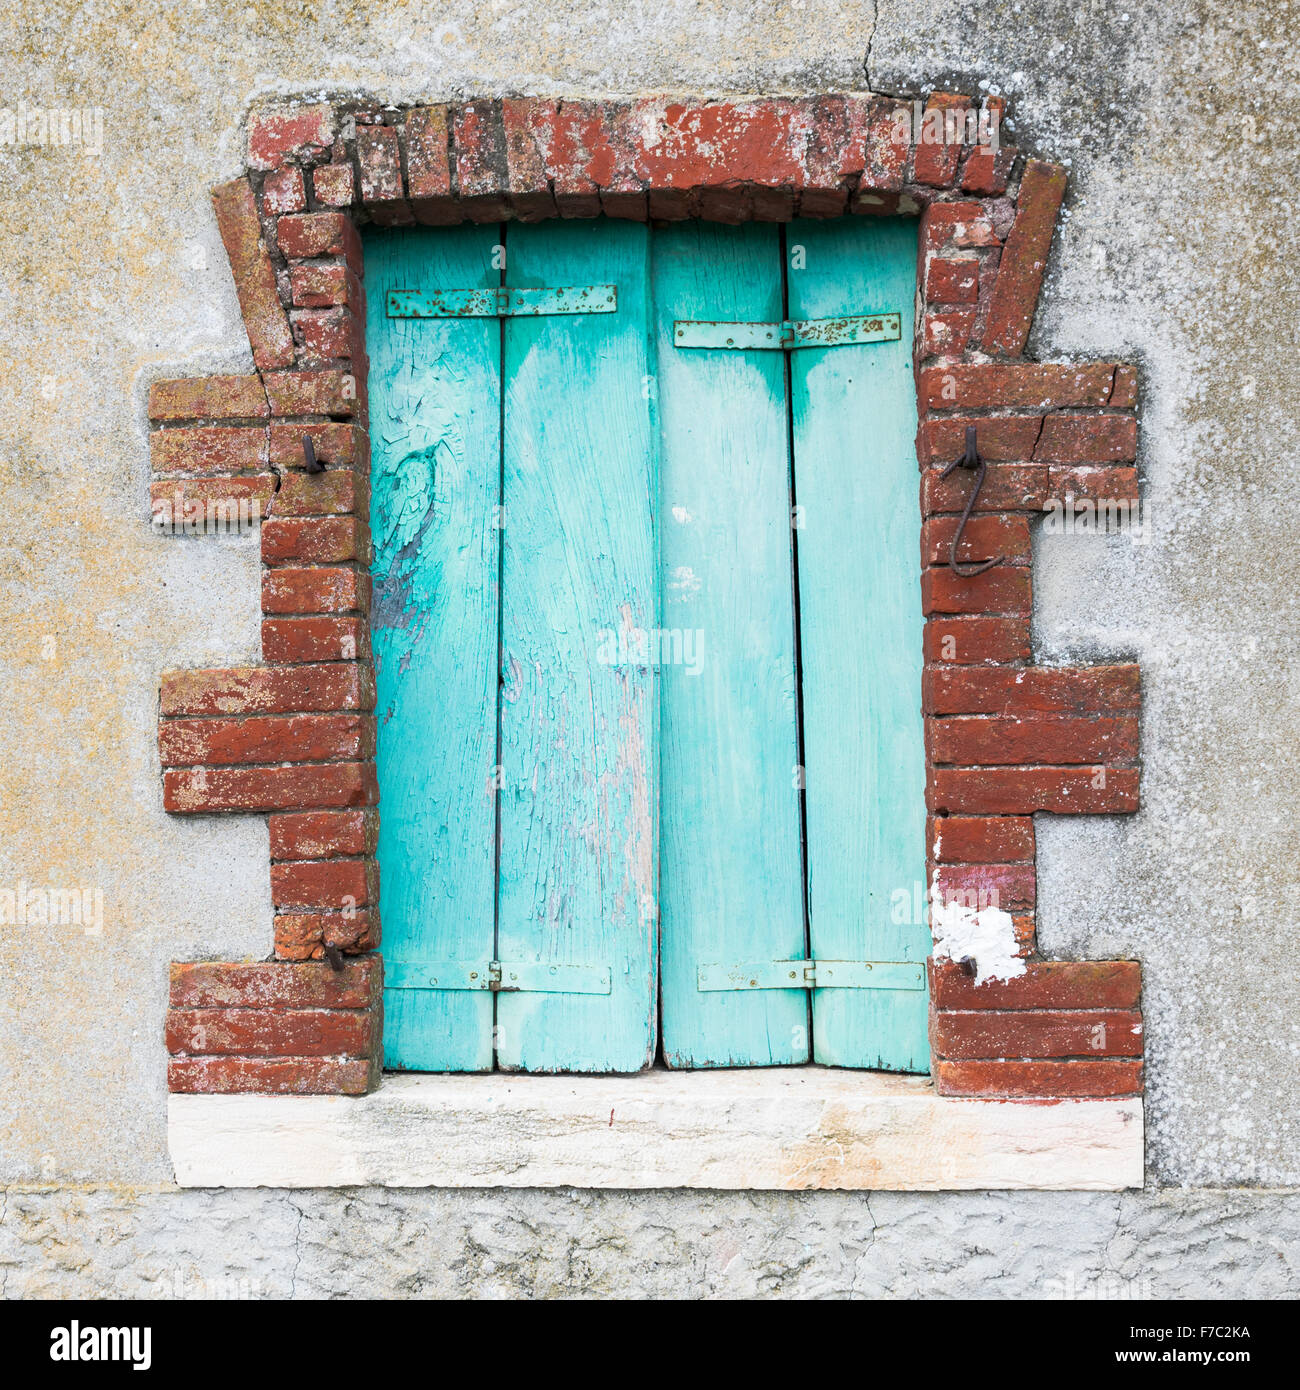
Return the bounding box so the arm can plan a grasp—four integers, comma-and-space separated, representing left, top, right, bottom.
789, 218, 929, 1071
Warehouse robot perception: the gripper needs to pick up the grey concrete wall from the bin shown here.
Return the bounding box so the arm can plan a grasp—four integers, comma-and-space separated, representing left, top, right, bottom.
1, 0, 1298, 1294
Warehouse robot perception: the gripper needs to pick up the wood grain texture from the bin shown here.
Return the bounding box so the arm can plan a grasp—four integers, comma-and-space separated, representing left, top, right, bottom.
787, 217, 930, 1072
496, 220, 659, 1072
366, 224, 501, 1071
653, 222, 809, 1067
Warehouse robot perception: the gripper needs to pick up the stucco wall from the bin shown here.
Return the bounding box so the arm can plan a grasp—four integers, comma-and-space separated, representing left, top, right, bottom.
1, 0, 1297, 1294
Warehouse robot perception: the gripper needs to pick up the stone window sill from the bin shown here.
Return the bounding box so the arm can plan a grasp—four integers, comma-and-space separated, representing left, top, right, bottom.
168, 1066, 1143, 1190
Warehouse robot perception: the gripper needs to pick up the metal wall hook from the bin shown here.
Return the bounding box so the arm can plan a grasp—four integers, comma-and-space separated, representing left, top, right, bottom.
938, 425, 1002, 578
302, 434, 325, 474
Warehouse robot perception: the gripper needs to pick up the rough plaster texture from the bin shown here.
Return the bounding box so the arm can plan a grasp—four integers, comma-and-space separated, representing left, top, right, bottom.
1, 0, 1298, 1294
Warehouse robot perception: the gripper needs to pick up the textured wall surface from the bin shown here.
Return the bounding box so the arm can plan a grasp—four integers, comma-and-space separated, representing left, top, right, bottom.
1, 0, 1298, 1294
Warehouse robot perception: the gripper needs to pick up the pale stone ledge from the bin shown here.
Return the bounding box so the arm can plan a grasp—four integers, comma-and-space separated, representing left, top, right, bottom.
168, 1067, 1143, 1190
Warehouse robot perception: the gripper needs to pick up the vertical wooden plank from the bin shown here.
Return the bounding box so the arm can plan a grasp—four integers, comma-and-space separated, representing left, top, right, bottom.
788, 217, 930, 1072
496, 220, 658, 1073
366, 224, 501, 1071
654, 222, 809, 1067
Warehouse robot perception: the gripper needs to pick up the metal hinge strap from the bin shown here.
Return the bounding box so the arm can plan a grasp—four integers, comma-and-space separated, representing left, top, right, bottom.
697, 959, 925, 992
673, 312, 900, 351
385, 959, 611, 995
387, 285, 618, 319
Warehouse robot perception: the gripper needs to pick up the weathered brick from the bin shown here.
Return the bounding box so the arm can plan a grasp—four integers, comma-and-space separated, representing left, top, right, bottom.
356, 123, 412, 225
924, 664, 1141, 715
929, 766, 1140, 815
149, 477, 275, 534
160, 664, 374, 717
262, 516, 367, 565
274, 911, 379, 959
921, 201, 999, 253
1110, 363, 1139, 407
268, 422, 364, 468
857, 98, 909, 195
277, 212, 363, 268
928, 957, 1141, 1010
924, 616, 1032, 665
170, 958, 378, 1009
928, 814, 1035, 864
271, 858, 376, 909
981, 159, 1067, 354
271, 467, 370, 519
919, 363, 1119, 412
159, 713, 372, 767
453, 101, 511, 221
149, 375, 268, 422
262, 165, 307, 215
922, 565, 1032, 616
312, 161, 356, 208
263, 370, 359, 418
262, 615, 371, 664
211, 177, 296, 370
406, 106, 459, 224
1046, 465, 1140, 504
162, 761, 377, 813
919, 416, 1044, 464
928, 715, 1139, 766
166, 1005, 376, 1058
269, 809, 376, 860
921, 308, 977, 357
1035, 414, 1138, 463
922, 514, 1031, 566
168, 1056, 378, 1095
291, 262, 364, 310
247, 105, 334, 171
934, 1059, 1143, 1098
931, 860, 1036, 909
636, 98, 806, 192
925, 255, 980, 303
150, 426, 269, 475
912, 92, 973, 187
932, 1009, 1143, 1060
262, 566, 368, 615
922, 462, 1049, 514
291, 306, 362, 364
961, 142, 1017, 196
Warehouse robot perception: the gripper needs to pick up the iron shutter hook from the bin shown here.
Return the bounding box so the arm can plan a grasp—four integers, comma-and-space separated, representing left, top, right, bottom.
938, 425, 1002, 578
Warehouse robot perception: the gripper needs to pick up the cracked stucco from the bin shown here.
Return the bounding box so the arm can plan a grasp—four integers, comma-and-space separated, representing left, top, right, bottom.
0, 0, 1298, 1295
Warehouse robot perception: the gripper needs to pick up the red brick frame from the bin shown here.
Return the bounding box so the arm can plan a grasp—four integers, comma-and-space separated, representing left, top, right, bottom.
157, 94, 1143, 1101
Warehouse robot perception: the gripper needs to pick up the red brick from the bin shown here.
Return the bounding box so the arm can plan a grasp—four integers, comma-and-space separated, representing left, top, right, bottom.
151, 425, 269, 475
159, 713, 372, 767
922, 564, 1032, 616
247, 105, 334, 170
929, 714, 1139, 765
981, 159, 1067, 355
921, 309, 976, 357
928, 814, 1034, 863
166, 1005, 376, 1058
501, 98, 563, 219
262, 566, 367, 615
356, 123, 412, 225
922, 462, 1048, 514
931, 861, 1036, 910
921, 201, 999, 253
211, 178, 296, 370
922, 514, 1031, 566
928, 957, 1141, 1010
162, 761, 377, 813
1035, 414, 1138, 463
453, 101, 511, 221
148, 375, 268, 422
262, 165, 306, 215
1110, 364, 1139, 407
291, 262, 363, 310
919, 363, 1119, 412
271, 468, 369, 519
925, 255, 980, 303
312, 161, 356, 208
276, 212, 363, 268
924, 617, 1032, 665
262, 615, 371, 663
269, 809, 376, 860
272, 858, 375, 909
291, 307, 362, 363
161, 664, 374, 717
170, 958, 378, 1009
932, 1010, 1143, 1060
268, 422, 364, 469
150, 476, 275, 526
263, 370, 359, 418
275, 911, 379, 959
262, 516, 367, 564
919, 416, 1044, 464
406, 106, 459, 224
934, 1059, 1142, 1098
961, 142, 1017, 196
637, 98, 806, 193
858, 98, 909, 195
168, 1056, 378, 1095
924, 664, 1140, 715
912, 92, 973, 188
929, 766, 1140, 814
1047, 465, 1140, 504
